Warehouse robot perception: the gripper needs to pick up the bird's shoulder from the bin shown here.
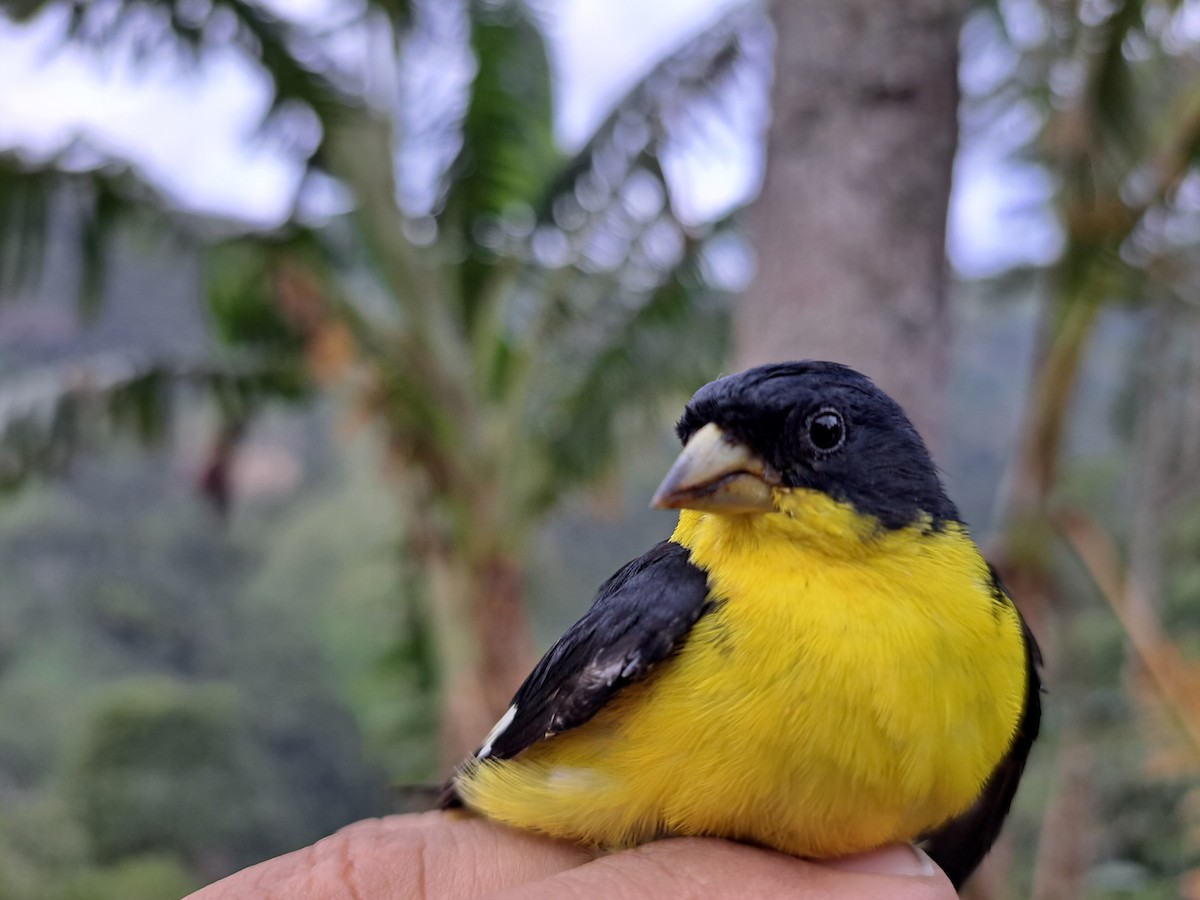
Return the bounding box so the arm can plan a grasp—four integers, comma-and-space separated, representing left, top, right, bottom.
466, 539, 713, 766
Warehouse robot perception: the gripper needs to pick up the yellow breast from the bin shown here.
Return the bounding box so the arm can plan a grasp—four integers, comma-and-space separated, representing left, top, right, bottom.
457, 494, 1029, 857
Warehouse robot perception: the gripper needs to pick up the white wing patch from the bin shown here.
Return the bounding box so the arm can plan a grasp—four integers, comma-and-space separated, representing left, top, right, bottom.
477, 703, 517, 760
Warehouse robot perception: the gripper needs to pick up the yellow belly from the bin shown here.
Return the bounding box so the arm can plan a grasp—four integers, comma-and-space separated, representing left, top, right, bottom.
457, 502, 1029, 858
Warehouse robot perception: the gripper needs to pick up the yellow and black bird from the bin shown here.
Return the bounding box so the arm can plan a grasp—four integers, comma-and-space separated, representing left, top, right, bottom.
440, 361, 1041, 889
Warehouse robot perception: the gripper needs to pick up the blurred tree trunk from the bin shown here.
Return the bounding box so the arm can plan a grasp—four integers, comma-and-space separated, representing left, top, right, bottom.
422, 539, 532, 766
737, 0, 965, 447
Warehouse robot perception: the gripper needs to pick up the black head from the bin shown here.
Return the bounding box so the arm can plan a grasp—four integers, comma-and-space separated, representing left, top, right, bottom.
673, 361, 958, 530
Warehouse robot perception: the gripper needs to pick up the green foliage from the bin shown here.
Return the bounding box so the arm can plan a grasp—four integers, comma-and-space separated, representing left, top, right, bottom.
233, 442, 437, 781
523, 246, 731, 513
0, 0, 754, 528
0, 0, 757, 893
0, 795, 90, 899
72, 679, 242, 863
205, 242, 305, 351
0, 153, 52, 300
1163, 501, 1200, 636
0, 149, 181, 315
52, 855, 199, 900
969, 5, 1200, 891
0, 421, 411, 895
0, 353, 308, 492
446, 2, 558, 333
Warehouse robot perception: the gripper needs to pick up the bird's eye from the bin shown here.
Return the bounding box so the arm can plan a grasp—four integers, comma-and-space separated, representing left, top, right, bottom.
806, 409, 845, 454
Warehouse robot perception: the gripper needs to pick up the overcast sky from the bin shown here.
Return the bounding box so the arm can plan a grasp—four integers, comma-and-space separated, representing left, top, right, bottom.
0, 0, 1058, 277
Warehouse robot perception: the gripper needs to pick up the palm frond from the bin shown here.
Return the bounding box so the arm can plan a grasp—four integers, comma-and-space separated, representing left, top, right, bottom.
440, 0, 558, 336
0, 351, 304, 492
3, 0, 415, 166
534, 3, 763, 232
520, 218, 739, 513
0, 147, 191, 313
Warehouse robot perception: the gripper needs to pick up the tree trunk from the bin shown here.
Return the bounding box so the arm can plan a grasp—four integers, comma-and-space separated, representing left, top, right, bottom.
473, 554, 534, 718
402, 455, 535, 762
737, 0, 965, 448
422, 539, 534, 766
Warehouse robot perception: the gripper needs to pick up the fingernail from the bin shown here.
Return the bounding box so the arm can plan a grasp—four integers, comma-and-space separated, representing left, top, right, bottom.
821, 844, 938, 877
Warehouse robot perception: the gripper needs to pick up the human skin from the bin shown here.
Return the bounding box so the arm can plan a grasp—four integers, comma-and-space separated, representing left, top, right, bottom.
188, 812, 958, 900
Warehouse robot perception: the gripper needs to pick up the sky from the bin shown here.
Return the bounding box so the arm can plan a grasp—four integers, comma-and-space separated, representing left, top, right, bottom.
0, 0, 1059, 278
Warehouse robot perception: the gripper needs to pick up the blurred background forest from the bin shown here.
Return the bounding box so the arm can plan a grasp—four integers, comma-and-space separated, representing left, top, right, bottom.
0, 0, 1198, 897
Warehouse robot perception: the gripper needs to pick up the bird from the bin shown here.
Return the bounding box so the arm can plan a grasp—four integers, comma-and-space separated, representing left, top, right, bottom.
439, 360, 1041, 890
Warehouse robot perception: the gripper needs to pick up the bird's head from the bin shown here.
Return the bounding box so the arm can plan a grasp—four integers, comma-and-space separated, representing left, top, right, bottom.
651, 361, 959, 535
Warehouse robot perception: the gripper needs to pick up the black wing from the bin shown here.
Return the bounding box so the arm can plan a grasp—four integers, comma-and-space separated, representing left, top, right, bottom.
439, 540, 712, 807
923, 580, 1043, 890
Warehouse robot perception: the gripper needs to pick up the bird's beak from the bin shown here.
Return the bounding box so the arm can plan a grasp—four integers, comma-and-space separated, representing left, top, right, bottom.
651, 422, 777, 514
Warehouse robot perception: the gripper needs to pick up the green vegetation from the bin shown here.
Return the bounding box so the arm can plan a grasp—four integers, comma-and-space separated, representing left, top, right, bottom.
0, 425, 408, 897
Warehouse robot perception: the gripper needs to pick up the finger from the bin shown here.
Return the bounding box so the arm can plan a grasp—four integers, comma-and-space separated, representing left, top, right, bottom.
483, 838, 956, 900
820, 843, 942, 878
187, 812, 593, 900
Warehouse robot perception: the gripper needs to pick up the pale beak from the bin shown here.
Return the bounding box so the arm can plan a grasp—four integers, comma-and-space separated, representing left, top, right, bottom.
651, 422, 777, 514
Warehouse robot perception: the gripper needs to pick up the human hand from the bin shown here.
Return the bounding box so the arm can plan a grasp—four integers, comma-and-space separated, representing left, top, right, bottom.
187, 811, 957, 899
